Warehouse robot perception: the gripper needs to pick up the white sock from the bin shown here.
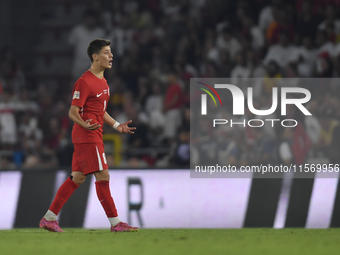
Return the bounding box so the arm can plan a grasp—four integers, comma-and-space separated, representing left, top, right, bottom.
44, 210, 57, 221
109, 217, 121, 227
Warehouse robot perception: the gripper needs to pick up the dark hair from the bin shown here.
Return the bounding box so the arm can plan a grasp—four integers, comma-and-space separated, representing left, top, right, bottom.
87, 38, 111, 62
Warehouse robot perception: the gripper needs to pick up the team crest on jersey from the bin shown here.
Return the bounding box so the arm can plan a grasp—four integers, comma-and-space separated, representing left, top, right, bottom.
73, 91, 80, 99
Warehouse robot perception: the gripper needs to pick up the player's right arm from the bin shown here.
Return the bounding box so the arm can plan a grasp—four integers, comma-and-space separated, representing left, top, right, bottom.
69, 105, 101, 131
70, 79, 100, 131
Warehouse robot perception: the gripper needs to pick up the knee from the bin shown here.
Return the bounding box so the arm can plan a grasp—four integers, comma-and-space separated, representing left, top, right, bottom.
72, 175, 86, 185
101, 171, 110, 181
96, 171, 110, 181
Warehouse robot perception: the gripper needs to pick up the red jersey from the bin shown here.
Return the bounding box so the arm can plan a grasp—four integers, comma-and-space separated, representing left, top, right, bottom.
71, 70, 110, 143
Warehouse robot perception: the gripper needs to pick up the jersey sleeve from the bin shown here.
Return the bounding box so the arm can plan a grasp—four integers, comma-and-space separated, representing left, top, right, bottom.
71, 79, 89, 108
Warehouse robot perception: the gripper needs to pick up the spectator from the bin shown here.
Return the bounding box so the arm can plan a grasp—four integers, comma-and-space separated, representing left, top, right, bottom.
216, 27, 241, 60
68, 10, 105, 79
316, 29, 334, 58
16, 89, 40, 113
241, 15, 264, 50
22, 154, 42, 170
316, 55, 334, 77
145, 81, 165, 130
107, 15, 135, 57
316, 30, 335, 76
18, 114, 43, 155
265, 60, 282, 79
263, 32, 297, 69
258, 0, 281, 32
0, 89, 18, 150
231, 51, 251, 83
266, 7, 295, 44
318, 5, 340, 40
162, 73, 183, 144
247, 50, 266, 78
205, 37, 219, 64
170, 127, 190, 167
288, 36, 317, 77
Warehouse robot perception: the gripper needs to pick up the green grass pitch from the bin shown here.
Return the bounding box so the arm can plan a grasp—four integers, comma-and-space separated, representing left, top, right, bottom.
1, 228, 340, 255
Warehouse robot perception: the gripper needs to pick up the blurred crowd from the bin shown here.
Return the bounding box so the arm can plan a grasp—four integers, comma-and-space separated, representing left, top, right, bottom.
1, 0, 340, 169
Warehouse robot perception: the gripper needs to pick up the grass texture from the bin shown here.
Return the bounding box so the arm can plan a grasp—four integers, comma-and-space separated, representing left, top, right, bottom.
1, 228, 340, 255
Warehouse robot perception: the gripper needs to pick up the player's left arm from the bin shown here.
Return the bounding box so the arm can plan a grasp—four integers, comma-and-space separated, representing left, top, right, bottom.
104, 112, 136, 134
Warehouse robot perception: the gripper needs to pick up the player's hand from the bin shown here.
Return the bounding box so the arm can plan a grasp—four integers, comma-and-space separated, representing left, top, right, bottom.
82, 119, 101, 131
117, 120, 136, 134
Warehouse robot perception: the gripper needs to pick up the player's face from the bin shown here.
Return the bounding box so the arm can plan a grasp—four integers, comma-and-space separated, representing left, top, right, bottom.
96, 46, 113, 69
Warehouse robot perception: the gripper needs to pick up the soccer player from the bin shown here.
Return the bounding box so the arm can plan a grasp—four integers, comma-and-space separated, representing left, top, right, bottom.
39, 39, 138, 232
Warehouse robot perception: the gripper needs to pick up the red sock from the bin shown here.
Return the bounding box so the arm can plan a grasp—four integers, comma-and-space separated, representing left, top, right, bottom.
49, 176, 79, 215
95, 181, 118, 217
